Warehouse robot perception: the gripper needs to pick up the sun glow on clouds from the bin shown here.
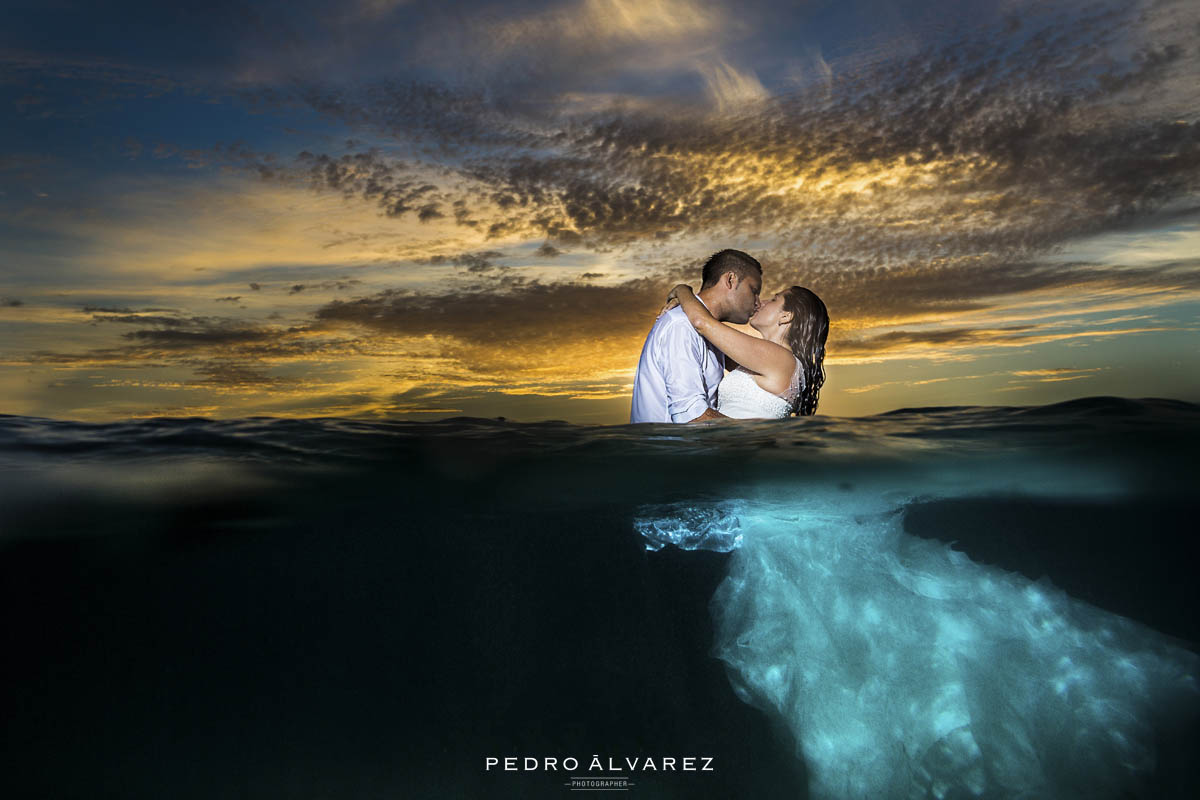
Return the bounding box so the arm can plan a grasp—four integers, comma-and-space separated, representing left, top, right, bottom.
2, 0, 1199, 421
478, 0, 731, 57
26, 175, 468, 282
437, 0, 765, 113
1, 178, 650, 418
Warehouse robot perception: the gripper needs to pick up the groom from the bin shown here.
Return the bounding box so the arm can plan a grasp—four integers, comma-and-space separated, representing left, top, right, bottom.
630, 249, 762, 423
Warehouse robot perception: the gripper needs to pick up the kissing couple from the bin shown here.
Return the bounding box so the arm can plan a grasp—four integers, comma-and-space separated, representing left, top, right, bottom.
630, 249, 829, 423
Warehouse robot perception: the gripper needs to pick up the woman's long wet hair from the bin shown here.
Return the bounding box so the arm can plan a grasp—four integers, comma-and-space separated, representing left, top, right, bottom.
782, 286, 829, 416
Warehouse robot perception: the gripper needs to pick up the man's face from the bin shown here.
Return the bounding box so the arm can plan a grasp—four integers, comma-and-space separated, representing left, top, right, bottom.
728, 271, 762, 324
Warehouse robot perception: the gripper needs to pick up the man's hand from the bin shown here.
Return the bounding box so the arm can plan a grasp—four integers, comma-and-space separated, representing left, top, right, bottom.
687, 407, 728, 423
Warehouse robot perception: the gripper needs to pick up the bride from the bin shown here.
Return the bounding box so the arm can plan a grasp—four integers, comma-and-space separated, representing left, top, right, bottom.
665, 283, 829, 419
653, 284, 1198, 799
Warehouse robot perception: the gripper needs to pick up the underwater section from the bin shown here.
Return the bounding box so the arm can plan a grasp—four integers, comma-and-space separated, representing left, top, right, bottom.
1, 397, 1198, 798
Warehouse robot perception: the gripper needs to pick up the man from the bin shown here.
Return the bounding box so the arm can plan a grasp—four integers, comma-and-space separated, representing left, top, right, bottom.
630, 249, 762, 423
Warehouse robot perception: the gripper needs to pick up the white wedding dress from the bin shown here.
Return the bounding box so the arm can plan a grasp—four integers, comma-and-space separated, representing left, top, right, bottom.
716, 358, 804, 419
636, 358, 1199, 799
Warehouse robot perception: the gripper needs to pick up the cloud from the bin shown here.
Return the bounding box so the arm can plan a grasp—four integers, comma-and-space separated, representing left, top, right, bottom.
315, 278, 661, 347
698, 58, 769, 111
765, 256, 1200, 325
841, 325, 1038, 350
190, 360, 283, 387
834, 323, 1190, 363
421, 0, 741, 92
305, 250, 1199, 377
295, 150, 434, 217
4, 167, 474, 286
420, 249, 505, 273
1011, 367, 1108, 383
272, 0, 1199, 265
73, 309, 330, 357
0, 50, 180, 105
297, 247, 1200, 372
91, 313, 191, 327
1017, 371, 1099, 381
121, 326, 279, 348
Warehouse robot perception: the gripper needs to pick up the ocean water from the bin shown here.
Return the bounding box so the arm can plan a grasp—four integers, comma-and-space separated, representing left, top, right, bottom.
1, 397, 1198, 799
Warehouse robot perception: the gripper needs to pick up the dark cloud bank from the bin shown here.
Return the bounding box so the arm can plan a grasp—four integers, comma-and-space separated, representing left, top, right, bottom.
281, 2, 1199, 254
256, 0, 1200, 350
19, 0, 1200, 391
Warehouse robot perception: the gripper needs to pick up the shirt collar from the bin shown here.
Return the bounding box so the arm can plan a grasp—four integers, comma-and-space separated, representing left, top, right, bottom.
694, 295, 722, 361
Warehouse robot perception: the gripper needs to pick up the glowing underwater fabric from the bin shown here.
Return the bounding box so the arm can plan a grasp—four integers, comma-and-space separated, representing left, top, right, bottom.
635, 502, 1199, 799
633, 500, 745, 552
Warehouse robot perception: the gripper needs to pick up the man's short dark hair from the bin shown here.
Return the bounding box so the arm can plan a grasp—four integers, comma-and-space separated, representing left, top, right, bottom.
700, 249, 762, 289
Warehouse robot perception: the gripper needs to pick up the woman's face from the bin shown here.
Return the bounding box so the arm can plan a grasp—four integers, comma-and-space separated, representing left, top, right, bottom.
751, 290, 789, 331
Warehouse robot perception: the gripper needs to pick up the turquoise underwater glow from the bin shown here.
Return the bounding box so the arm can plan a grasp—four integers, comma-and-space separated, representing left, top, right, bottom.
1, 398, 1198, 797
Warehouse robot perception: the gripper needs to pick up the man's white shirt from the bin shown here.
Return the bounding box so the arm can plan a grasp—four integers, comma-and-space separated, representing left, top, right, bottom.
630, 303, 725, 423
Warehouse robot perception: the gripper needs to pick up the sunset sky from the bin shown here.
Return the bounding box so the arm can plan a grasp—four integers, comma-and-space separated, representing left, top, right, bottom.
2, 0, 1198, 423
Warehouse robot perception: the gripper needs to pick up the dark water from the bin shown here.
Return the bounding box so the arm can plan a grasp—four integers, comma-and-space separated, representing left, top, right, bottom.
1, 397, 1197, 799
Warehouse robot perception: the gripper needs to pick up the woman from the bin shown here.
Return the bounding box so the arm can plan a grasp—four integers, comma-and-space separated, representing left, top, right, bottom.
665, 283, 828, 418
650, 285, 1198, 799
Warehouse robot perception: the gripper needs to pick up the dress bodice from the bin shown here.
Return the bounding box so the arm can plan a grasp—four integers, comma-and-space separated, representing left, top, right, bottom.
717, 358, 804, 419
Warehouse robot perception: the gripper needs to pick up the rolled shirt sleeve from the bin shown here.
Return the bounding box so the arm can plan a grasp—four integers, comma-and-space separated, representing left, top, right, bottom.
660, 319, 713, 423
